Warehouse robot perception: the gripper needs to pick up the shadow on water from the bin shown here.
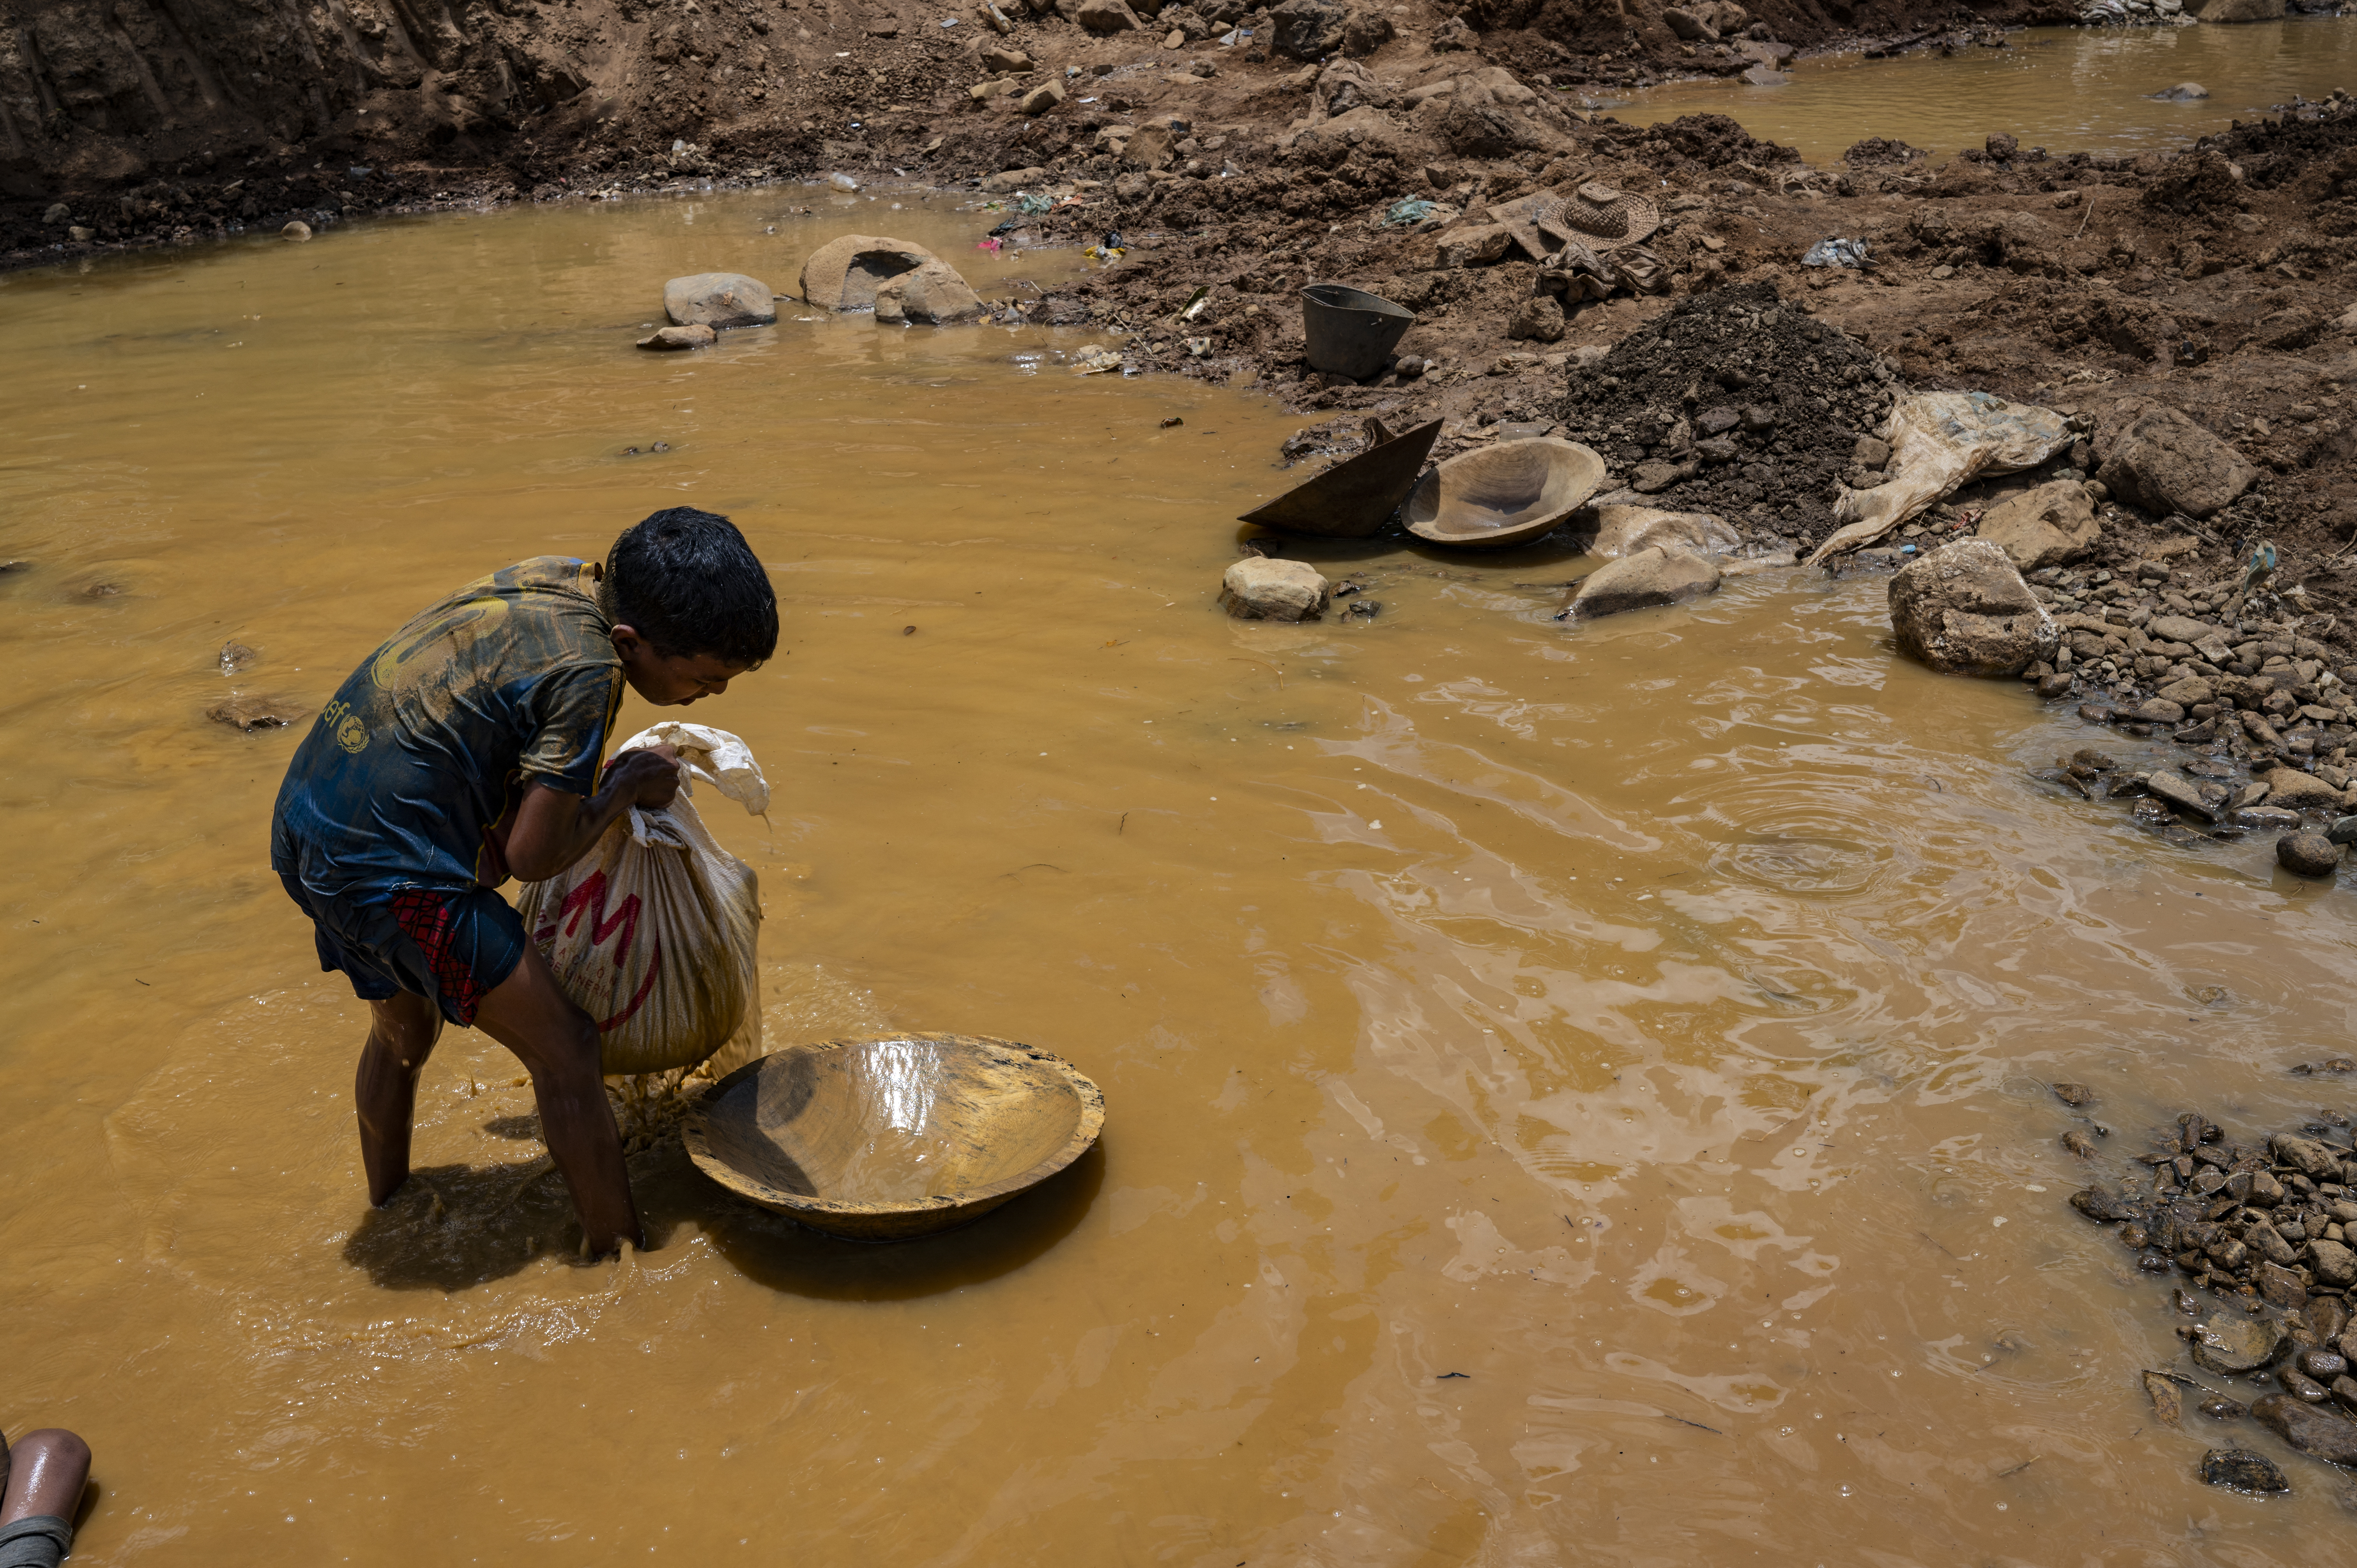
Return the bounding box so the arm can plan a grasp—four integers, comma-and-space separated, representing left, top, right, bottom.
340, 1135, 1106, 1298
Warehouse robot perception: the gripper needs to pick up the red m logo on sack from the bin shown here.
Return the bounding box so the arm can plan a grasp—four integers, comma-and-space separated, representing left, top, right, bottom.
554, 871, 664, 1030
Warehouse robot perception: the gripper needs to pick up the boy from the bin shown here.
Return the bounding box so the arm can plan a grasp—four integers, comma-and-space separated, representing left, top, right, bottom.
272, 508, 778, 1257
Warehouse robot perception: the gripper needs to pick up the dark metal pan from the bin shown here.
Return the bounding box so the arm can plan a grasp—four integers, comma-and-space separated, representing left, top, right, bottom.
1238, 417, 1443, 538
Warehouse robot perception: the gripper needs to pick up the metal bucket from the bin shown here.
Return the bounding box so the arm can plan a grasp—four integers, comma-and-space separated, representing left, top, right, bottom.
1300, 283, 1416, 382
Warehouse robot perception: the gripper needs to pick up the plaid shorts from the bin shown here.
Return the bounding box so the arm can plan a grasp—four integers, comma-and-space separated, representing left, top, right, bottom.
278, 872, 527, 1027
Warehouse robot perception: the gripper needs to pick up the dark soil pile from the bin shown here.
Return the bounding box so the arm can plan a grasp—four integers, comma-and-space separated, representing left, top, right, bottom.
1556, 280, 1899, 545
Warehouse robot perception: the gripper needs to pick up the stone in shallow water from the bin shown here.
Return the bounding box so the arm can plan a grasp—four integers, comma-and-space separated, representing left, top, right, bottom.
2192, 1312, 2285, 1375
2279, 831, 2341, 878
2201, 1448, 2289, 1494
2254, 1391, 2357, 1465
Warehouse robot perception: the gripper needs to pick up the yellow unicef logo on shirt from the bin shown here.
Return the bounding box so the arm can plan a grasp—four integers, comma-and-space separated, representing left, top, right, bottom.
322, 697, 369, 754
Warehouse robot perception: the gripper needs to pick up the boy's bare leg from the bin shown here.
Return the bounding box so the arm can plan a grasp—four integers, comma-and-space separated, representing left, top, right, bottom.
471, 944, 645, 1258
0, 1427, 90, 1523
356, 992, 444, 1206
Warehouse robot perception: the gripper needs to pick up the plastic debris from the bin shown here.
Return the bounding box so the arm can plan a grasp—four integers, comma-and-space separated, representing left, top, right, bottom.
827, 172, 859, 191
1016, 191, 1055, 214
1807, 391, 2072, 563
1382, 197, 1440, 228
1071, 345, 1125, 374
1218, 26, 1252, 42
977, 237, 1004, 251
1801, 237, 1871, 269
1085, 243, 1127, 263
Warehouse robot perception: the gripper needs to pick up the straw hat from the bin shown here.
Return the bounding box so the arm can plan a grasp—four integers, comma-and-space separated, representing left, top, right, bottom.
1538, 181, 1662, 251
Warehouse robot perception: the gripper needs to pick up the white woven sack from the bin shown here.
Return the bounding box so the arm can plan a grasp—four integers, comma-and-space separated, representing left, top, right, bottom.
516, 728, 765, 1076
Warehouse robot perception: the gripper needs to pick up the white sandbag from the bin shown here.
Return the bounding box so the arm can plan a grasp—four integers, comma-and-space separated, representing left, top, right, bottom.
1806, 392, 2071, 565
516, 728, 766, 1076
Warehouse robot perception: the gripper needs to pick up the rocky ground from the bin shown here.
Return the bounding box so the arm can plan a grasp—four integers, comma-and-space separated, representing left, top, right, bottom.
2062, 1088, 2357, 1493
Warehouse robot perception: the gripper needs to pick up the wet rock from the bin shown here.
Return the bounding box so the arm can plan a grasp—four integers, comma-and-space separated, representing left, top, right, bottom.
1222, 558, 1329, 622
281, 220, 312, 242
1577, 504, 1741, 560
207, 694, 305, 732
1078, 0, 1143, 30
2072, 1185, 2142, 1222
2154, 81, 2210, 100
2279, 831, 2340, 878
2052, 1081, 2094, 1106
636, 324, 716, 351
2093, 401, 2260, 521
2302, 1348, 2349, 1381
2193, 1312, 2286, 1374
2311, 1238, 2357, 1287
2249, 1220, 2299, 1266
663, 272, 777, 329
2202, 1448, 2290, 1494
2276, 1134, 2346, 1181
2264, 769, 2345, 811
2062, 1129, 2099, 1158
873, 260, 984, 324
1887, 540, 2060, 678
2133, 698, 2188, 725
2260, 1260, 2309, 1311
1565, 546, 1721, 620
800, 235, 940, 311
1508, 295, 1567, 344
1978, 480, 2101, 571
218, 640, 258, 676
2146, 1370, 2185, 1423
2238, 805, 2304, 830
2192, 0, 2285, 20
2283, 1365, 2333, 1403
1269, 0, 1346, 56
2147, 770, 2220, 822
2253, 1392, 2357, 1464
2200, 1394, 2249, 1420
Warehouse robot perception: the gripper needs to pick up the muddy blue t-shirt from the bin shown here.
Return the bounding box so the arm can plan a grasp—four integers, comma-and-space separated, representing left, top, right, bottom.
272, 557, 625, 899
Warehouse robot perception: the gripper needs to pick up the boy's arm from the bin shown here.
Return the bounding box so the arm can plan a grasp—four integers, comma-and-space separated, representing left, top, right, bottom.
504, 745, 681, 883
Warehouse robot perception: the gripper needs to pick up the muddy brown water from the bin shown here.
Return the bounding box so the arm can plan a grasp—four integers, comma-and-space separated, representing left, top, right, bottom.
9, 185, 2357, 1563
1616, 16, 2357, 168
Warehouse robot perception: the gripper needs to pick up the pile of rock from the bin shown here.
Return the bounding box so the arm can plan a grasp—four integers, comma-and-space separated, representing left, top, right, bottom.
1557, 281, 1901, 547
2067, 1102, 2357, 1486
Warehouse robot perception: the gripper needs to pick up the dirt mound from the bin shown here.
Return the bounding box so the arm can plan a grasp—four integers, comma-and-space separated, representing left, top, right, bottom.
2140, 150, 2249, 221
1557, 281, 1899, 544
1845, 136, 1928, 166
2202, 94, 2357, 190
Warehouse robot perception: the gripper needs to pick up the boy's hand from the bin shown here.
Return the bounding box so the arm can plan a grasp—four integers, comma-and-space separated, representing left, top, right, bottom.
608, 743, 682, 811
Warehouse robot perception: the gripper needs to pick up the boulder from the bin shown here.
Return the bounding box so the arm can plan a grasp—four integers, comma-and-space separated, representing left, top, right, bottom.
1270, 0, 1347, 56
1340, 8, 1393, 54
2265, 768, 2345, 810
637, 323, 717, 351
1579, 503, 1741, 559
799, 235, 939, 311
1977, 480, 2100, 570
1508, 295, 1566, 343
663, 271, 777, 329
1435, 224, 1511, 267
2094, 403, 2260, 520
2252, 1393, 2357, 1465
1887, 539, 2060, 678
1565, 546, 1722, 619
872, 259, 985, 324
1019, 78, 1068, 114
1078, 0, 1143, 30
1223, 558, 1330, 621
2279, 830, 2340, 877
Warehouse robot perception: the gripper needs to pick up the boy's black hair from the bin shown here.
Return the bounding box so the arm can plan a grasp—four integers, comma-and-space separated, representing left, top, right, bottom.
602, 508, 778, 666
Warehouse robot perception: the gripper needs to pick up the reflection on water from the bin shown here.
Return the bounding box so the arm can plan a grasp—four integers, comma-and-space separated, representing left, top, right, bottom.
7, 185, 2357, 1562
1615, 17, 2357, 165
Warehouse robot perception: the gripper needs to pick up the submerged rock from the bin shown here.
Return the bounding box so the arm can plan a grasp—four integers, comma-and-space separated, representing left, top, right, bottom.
2192, 1312, 2286, 1374
207, 694, 305, 732
1564, 546, 1721, 619
1222, 558, 1329, 622
1576, 503, 1741, 560
2279, 831, 2340, 878
663, 272, 778, 328
637, 324, 717, 351
2153, 81, 2210, 100
872, 260, 985, 324
2253, 1392, 2357, 1464
1887, 539, 2059, 677
2201, 1448, 2290, 1494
